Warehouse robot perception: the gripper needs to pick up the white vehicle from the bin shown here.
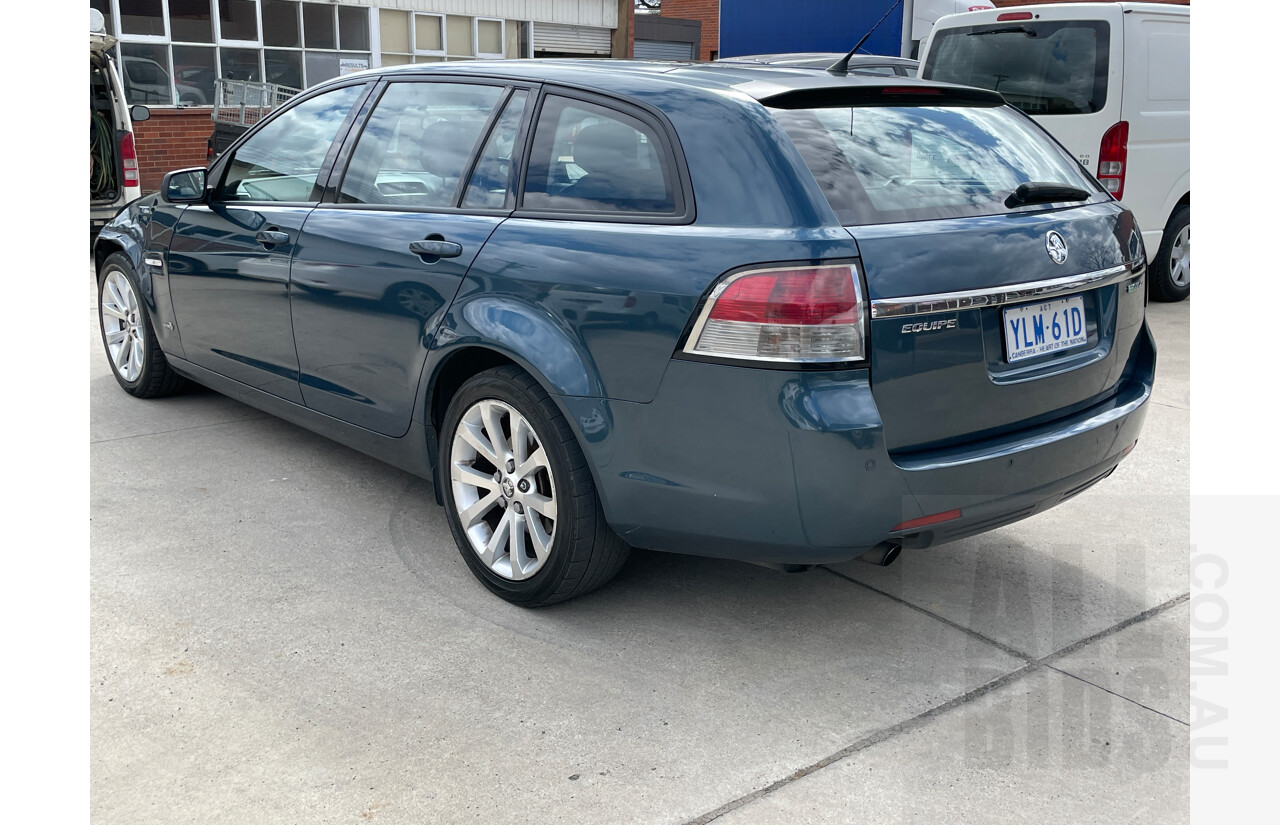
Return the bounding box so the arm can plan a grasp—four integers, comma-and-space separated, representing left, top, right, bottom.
920, 3, 1190, 301
91, 8, 148, 236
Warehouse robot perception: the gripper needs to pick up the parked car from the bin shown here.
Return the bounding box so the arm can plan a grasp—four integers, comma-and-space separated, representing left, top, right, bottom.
93, 60, 1154, 606
90, 8, 148, 237
717, 52, 919, 75
921, 2, 1190, 301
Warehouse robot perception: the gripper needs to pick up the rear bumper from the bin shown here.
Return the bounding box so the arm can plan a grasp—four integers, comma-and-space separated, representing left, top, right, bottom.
560, 320, 1155, 565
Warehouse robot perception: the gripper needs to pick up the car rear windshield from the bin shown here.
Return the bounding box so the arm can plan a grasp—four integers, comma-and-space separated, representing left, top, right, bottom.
923, 21, 1110, 116
771, 103, 1100, 226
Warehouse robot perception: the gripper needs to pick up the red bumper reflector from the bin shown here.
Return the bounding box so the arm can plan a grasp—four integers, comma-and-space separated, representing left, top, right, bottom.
1122, 440, 1138, 456
892, 509, 963, 532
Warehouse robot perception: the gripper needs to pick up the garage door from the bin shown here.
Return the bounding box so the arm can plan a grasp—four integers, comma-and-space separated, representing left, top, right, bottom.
634, 39, 696, 60
533, 23, 613, 56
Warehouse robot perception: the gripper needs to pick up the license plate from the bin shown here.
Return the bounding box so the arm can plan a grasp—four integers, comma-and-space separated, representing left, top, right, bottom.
1003, 295, 1087, 363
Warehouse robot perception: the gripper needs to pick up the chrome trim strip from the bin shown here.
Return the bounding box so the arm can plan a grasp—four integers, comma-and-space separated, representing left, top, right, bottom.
870, 262, 1140, 320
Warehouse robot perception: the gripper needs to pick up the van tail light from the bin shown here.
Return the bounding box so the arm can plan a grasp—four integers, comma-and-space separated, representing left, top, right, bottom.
683, 264, 867, 363
996, 12, 1033, 21
121, 131, 139, 188
1097, 121, 1129, 200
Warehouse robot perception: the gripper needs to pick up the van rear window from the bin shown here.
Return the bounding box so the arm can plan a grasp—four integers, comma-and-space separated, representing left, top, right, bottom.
772, 104, 1100, 225
923, 21, 1110, 116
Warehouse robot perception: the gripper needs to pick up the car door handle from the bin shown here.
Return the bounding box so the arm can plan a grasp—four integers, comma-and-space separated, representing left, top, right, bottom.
256, 229, 290, 246
408, 240, 463, 259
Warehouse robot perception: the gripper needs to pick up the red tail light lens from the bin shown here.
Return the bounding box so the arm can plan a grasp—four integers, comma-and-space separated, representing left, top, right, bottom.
1097, 121, 1129, 200
996, 12, 1033, 21
121, 131, 139, 188
685, 264, 867, 363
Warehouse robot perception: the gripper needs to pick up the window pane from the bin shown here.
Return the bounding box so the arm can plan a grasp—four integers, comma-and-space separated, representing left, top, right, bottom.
338, 6, 370, 51
524, 97, 675, 214
265, 49, 303, 88
446, 16, 473, 57
172, 45, 216, 105
220, 0, 260, 41
119, 42, 173, 105
339, 82, 503, 207
464, 90, 527, 209
119, 0, 164, 37
381, 11, 410, 53
90, 0, 114, 36
303, 3, 336, 49
221, 48, 261, 82
263, 0, 301, 47
220, 83, 363, 202
477, 20, 502, 56
304, 51, 340, 85
414, 15, 442, 52
169, 0, 213, 42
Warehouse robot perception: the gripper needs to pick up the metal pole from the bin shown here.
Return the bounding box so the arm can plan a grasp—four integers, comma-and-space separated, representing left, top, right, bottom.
901, 0, 916, 58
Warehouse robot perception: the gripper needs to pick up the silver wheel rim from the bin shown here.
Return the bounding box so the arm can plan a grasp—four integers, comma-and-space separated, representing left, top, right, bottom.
101, 269, 145, 383
1169, 224, 1190, 288
449, 399, 558, 581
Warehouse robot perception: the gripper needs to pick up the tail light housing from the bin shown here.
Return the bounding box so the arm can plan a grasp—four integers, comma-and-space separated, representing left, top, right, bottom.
121, 131, 139, 188
1097, 121, 1128, 200
683, 264, 867, 364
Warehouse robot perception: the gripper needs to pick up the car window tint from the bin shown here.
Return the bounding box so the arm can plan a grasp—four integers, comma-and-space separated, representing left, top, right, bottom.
849, 65, 896, 76
218, 83, 363, 203
338, 82, 504, 208
523, 96, 675, 215
774, 104, 1099, 225
461, 90, 528, 210
925, 21, 1110, 115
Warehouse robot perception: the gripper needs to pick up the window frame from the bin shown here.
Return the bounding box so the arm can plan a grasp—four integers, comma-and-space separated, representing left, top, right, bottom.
513, 86, 695, 226
207, 78, 376, 207
316, 75, 539, 217
412, 13, 447, 61
475, 18, 505, 60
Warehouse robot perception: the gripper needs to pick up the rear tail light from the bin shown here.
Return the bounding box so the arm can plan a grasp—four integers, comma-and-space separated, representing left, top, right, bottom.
684, 264, 867, 363
997, 12, 1033, 21
121, 131, 139, 188
1097, 121, 1129, 200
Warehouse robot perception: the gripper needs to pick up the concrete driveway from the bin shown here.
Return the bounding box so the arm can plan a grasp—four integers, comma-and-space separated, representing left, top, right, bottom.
90, 268, 1189, 824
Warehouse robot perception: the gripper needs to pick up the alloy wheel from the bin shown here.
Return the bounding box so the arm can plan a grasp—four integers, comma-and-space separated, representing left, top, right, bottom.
449, 399, 558, 581
101, 269, 146, 383
1168, 224, 1190, 288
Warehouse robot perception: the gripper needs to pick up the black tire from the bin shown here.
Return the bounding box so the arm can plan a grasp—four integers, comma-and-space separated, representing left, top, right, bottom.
97, 252, 186, 398
1148, 205, 1190, 303
438, 365, 629, 606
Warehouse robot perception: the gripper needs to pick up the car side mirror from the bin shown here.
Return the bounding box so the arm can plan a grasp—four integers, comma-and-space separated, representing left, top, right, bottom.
130, 105, 151, 123
161, 168, 208, 204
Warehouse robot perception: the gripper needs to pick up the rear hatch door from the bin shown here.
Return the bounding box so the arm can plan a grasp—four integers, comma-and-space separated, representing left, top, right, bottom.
768, 88, 1146, 454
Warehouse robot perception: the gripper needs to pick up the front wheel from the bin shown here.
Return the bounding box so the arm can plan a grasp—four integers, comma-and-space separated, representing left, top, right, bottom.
439, 366, 629, 606
1149, 205, 1190, 303
98, 253, 185, 397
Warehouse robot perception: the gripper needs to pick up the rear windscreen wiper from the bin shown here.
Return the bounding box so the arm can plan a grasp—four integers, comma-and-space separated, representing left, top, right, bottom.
1005, 182, 1091, 208
970, 26, 1037, 37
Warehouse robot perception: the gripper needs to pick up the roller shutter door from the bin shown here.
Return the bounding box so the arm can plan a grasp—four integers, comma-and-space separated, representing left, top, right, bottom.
634, 39, 695, 60
533, 22, 613, 56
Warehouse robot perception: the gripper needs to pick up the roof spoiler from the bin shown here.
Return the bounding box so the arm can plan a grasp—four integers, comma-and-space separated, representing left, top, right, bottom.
827, 0, 905, 75
756, 84, 1005, 109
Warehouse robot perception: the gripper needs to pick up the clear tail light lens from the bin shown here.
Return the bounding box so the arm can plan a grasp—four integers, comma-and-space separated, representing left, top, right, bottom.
121, 131, 139, 187
684, 264, 867, 363
1097, 121, 1128, 200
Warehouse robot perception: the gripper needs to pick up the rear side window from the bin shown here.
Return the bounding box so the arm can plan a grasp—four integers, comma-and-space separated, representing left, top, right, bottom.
773, 104, 1100, 225
522, 95, 676, 215
924, 21, 1110, 116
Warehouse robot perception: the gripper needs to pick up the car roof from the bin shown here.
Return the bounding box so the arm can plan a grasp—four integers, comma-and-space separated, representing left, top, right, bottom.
718, 53, 918, 67
351, 59, 979, 106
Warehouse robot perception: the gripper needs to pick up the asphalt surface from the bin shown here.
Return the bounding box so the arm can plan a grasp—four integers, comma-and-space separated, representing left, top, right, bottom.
90, 267, 1190, 824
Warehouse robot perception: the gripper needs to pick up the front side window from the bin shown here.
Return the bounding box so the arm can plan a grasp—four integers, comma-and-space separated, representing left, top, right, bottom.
773, 103, 1101, 225
523, 96, 676, 215
338, 82, 505, 208
219, 83, 364, 202
924, 21, 1110, 116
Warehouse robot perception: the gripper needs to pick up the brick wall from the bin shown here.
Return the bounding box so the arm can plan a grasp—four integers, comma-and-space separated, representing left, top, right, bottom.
661, 0, 718, 61
132, 108, 213, 192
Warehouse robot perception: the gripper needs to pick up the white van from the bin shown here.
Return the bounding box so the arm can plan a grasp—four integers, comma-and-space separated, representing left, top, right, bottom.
920, 3, 1190, 301
91, 8, 148, 237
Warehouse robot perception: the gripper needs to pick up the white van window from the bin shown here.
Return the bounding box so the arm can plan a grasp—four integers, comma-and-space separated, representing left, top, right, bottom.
924, 21, 1110, 116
